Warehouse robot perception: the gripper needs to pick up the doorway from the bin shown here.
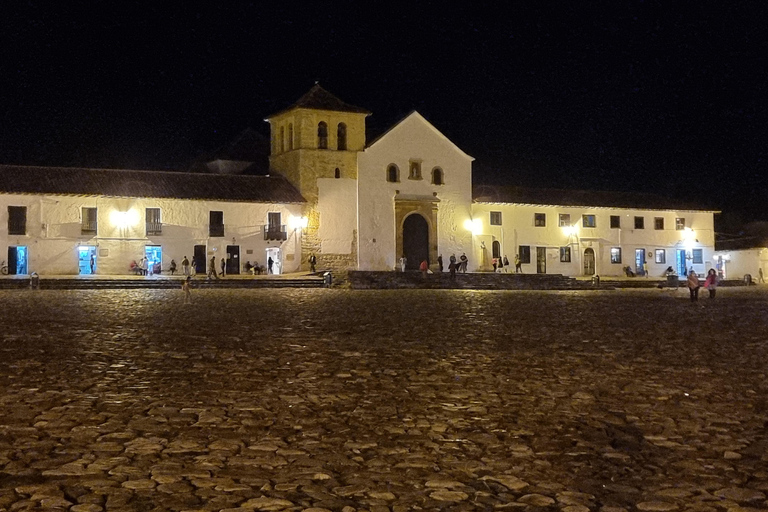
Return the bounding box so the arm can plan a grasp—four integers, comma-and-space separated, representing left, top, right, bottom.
635, 249, 646, 276
583, 248, 595, 275
265, 247, 281, 275
6, 246, 28, 275
402, 213, 429, 270
676, 249, 687, 276
226, 245, 240, 275
536, 247, 546, 274
193, 245, 207, 274
78, 246, 97, 275
145, 245, 162, 275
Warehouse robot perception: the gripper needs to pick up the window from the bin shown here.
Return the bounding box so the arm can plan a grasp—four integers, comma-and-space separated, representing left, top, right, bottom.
387, 164, 399, 183
8, 206, 27, 235
432, 167, 443, 185
582, 214, 596, 228
611, 247, 622, 264
81, 207, 97, 235
317, 122, 328, 149
337, 123, 347, 150
409, 160, 422, 180
610, 215, 620, 228
334, 168, 341, 179
490, 211, 502, 226
655, 249, 666, 264
558, 214, 571, 227
146, 208, 162, 236
265, 212, 286, 241
655, 217, 664, 230
534, 213, 546, 227
288, 123, 294, 150
692, 249, 703, 264
518, 245, 531, 264
676, 218, 685, 230
634, 216, 644, 229
209, 211, 224, 237
560, 246, 571, 262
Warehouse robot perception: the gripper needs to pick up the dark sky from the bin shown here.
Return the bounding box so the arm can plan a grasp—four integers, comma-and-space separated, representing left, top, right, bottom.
2, 2, 766, 223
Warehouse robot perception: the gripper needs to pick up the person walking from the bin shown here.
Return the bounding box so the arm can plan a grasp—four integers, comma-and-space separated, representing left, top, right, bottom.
449, 254, 457, 279
182, 256, 190, 276
169, 259, 177, 275
459, 253, 468, 273
268, 256, 274, 274
687, 269, 700, 302
420, 259, 428, 278
208, 256, 218, 279
182, 276, 192, 304
503, 255, 510, 269
514, 254, 522, 273
759, 268, 765, 284
309, 253, 317, 272
220, 257, 226, 277
437, 254, 443, 273
703, 268, 718, 299
497, 257, 505, 273
399, 256, 407, 272
90, 253, 95, 274
643, 261, 649, 277
191, 257, 197, 276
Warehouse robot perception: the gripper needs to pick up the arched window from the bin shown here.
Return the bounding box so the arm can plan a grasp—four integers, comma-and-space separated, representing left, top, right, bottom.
317, 122, 328, 149
288, 123, 294, 150
387, 164, 399, 183
337, 123, 347, 150
335, 168, 341, 179
432, 167, 443, 185
279, 126, 285, 153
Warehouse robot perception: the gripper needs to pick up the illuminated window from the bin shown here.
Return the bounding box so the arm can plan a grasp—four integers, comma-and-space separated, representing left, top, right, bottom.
519, 245, 531, 264
655, 217, 664, 230
583, 214, 596, 228
655, 249, 666, 263
611, 247, 622, 264
634, 216, 644, 229
560, 247, 571, 262
692, 249, 703, 264
387, 164, 399, 183
490, 211, 502, 226
610, 215, 620, 228
337, 123, 347, 150
558, 214, 570, 227
409, 160, 422, 180
317, 122, 328, 149
432, 167, 443, 185
8, 206, 27, 235
676, 218, 685, 230
534, 213, 546, 227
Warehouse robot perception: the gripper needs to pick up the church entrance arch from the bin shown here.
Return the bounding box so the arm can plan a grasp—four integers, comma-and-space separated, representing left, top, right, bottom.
583, 248, 596, 275
402, 213, 429, 270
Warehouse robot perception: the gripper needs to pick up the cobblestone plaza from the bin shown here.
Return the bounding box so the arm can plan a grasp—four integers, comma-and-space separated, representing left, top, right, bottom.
0, 288, 767, 511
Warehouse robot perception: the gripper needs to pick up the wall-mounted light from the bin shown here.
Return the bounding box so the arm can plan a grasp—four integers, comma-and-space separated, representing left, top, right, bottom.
110, 209, 139, 229
289, 215, 309, 231
464, 218, 482, 235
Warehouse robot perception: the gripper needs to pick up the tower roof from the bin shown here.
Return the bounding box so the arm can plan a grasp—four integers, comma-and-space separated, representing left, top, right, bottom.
267, 84, 370, 118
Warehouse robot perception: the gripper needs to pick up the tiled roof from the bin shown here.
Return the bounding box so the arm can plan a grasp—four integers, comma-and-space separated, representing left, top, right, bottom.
267, 84, 370, 118
473, 185, 718, 212
0, 165, 306, 203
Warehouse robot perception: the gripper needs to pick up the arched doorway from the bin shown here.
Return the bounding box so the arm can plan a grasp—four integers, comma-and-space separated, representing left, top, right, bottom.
583, 248, 595, 275
492, 240, 501, 259
403, 213, 429, 270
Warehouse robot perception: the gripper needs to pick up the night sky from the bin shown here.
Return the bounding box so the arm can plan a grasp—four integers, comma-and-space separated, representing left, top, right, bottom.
2, 2, 766, 224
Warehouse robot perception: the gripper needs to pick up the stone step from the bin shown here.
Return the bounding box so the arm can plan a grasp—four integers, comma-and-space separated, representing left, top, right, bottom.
0, 277, 326, 290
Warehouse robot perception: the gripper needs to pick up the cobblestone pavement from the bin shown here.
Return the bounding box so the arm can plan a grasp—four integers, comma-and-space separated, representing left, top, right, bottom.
1, 287, 767, 512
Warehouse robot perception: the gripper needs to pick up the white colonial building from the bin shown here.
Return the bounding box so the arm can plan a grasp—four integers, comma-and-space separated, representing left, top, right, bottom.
1, 85, 718, 277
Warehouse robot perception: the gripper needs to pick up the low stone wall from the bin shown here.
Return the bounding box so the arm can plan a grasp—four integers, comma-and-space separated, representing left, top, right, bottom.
348, 271, 593, 290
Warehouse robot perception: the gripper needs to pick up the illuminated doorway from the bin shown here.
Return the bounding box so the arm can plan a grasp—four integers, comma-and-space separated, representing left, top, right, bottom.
266, 247, 281, 275
6, 246, 28, 275
402, 213, 429, 270
78, 246, 97, 274
635, 249, 646, 276
583, 248, 595, 275
676, 249, 687, 276
145, 245, 162, 275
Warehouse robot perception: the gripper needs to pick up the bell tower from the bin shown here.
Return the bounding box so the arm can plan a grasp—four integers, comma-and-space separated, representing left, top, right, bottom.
266, 84, 370, 270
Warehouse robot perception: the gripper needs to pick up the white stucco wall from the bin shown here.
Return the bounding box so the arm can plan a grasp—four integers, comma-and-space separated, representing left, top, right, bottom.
357, 112, 474, 270
317, 178, 357, 254
472, 203, 717, 277
0, 193, 304, 275
713, 248, 768, 281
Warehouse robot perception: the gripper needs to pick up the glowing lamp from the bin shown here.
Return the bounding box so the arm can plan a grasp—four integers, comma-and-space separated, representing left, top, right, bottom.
110, 209, 139, 228
464, 218, 483, 235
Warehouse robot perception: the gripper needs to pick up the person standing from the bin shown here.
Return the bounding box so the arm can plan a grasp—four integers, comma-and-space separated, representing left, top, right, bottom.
703, 268, 718, 299
182, 256, 190, 276
437, 254, 443, 273
503, 255, 510, 269
515, 254, 522, 273
687, 269, 700, 302
169, 259, 177, 275
449, 254, 457, 279
90, 253, 95, 274
309, 253, 317, 272
643, 261, 649, 277
497, 257, 505, 273
420, 259, 428, 278
492, 257, 498, 272
399, 256, 407, 272
220, 257, 226, 277
268, 256, 274, 274
182, 276, 192, 304
460, 253, 468, 273
140, 256, 148, 276
759, 268, 765, 284
208, 256, 218, 279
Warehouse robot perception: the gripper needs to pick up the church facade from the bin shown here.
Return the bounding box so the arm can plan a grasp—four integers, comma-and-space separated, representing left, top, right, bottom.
0, 85, 717, 277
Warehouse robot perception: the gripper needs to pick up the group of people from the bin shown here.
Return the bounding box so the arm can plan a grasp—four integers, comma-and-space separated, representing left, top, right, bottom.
687, 268, 719, 302
403, 253, 526, 275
